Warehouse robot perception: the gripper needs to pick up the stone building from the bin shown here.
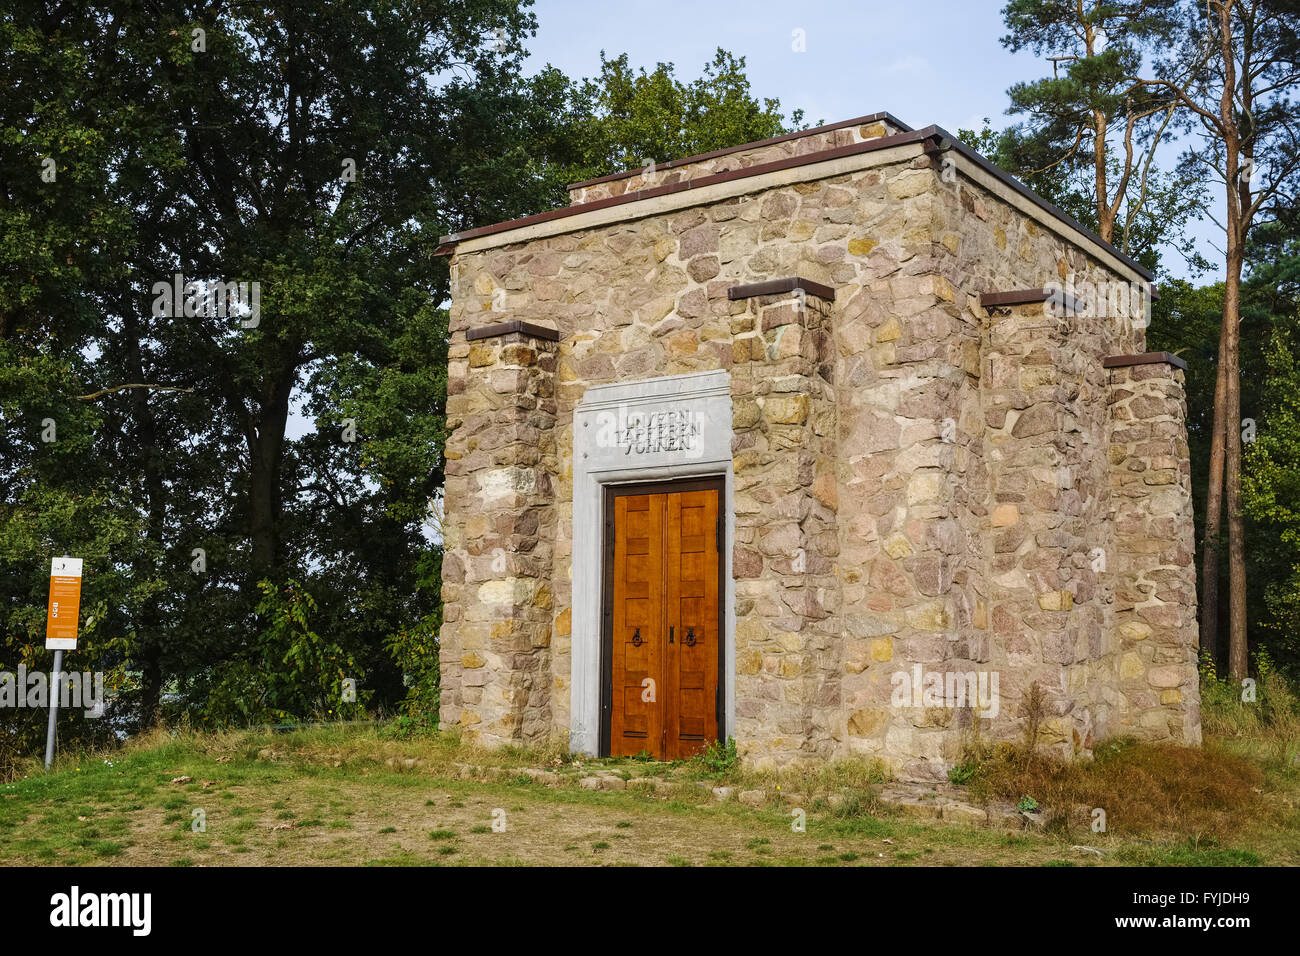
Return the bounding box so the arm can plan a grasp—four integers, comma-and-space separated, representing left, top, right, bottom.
433, 112, 1201, 778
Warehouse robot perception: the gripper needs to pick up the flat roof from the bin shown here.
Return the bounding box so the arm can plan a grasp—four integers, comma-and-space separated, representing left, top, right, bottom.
436, 115, 1154, 283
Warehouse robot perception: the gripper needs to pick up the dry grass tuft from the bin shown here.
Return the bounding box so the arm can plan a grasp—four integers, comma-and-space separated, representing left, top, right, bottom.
968, 737, 1264, 839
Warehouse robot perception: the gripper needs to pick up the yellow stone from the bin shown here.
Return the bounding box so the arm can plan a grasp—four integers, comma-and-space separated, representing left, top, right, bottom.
907, 473, 944, 504
667, 329, 699, 356
776, 632, 804, 652
1120, 653, 1145, 679
461, 652, 485, 669
763, 394, 810, 425
849, 237, 879, 256
993, 227, 1006, 250
991, 503, 1019, 527
883, 532, 913, 558
555, 607, 572, 637
870, 638, 893, 662
468, 344, 496, 367
1037, 590, 1074, 611
960, 339, 980, 376
1019, 366, 1056, 389
1120, 621, 1152, 641
777, 656, 804, 677
906, 603, 950, 631
876, 317, 901, 342
847, 707, 888, 736
458, 709, 481, 726
473, 273, 495, 295
858, 122, 887, 139
941, 233, 960, 255
1160, 689, 1183, 705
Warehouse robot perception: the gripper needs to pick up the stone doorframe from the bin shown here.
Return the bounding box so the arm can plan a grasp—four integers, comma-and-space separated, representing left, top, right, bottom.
570, 370, 736, 756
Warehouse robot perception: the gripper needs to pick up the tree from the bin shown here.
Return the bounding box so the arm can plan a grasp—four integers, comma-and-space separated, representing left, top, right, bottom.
1, 1, 550, 729
0, 4, 187, 740
554, 49, 805, 191
1142, 0, 1300, 677
1, 7, 807, 739
997, 0, 1205, 269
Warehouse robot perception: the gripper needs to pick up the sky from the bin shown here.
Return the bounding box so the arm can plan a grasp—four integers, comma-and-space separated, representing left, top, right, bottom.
520, 0, 1223, 283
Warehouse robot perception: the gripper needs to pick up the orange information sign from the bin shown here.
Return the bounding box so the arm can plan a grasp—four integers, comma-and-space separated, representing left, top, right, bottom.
44, 556, 82, 650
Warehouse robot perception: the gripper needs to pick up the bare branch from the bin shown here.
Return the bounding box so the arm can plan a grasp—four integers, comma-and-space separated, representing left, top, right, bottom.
75, 383, 196, 401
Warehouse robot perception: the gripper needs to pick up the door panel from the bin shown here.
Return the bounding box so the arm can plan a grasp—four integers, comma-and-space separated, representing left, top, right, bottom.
609, 494, 664, 756
665, 489, 720, 759
606, 482, 721, 760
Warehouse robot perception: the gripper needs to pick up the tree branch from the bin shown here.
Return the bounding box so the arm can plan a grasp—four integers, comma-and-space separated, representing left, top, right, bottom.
75, 383, 196, 401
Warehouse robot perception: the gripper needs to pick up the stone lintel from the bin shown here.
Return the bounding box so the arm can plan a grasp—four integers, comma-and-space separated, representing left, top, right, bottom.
728, 276, 836, 302
1103, 351, 1188, 371
465, 320, 561, 342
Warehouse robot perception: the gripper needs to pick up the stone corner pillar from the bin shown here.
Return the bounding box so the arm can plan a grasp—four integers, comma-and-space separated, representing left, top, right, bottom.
1105, 355, 1202, 744
438, 320, 559, 747
727, 281, 840, 769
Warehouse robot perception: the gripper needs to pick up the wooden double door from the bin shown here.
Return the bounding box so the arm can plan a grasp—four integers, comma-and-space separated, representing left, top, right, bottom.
602, 479, 723, 760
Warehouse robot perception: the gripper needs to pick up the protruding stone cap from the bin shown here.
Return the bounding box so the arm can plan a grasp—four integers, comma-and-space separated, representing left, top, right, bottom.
979, 288, 1086, 314
728, 277, 835, 302
464, 320, 560, 343
1103, 351, 1188, 371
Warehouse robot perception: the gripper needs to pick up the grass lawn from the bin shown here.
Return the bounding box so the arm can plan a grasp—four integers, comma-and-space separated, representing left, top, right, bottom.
1, 722, 1296, 867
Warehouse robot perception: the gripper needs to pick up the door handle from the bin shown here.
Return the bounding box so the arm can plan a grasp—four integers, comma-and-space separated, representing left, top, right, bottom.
684, 626, 697, 647
631, 627, 642, 647
669, 626, 674, 644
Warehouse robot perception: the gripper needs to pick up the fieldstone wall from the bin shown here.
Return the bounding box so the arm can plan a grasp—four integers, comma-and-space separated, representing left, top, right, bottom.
730, 289, 840, 765
437, 122, 1202, 775
927, 163, 1154, 767
1106, 362, 1202, 743
439, 329, 559, 745
830, 183, 981, 779
977, 298, 1116, 760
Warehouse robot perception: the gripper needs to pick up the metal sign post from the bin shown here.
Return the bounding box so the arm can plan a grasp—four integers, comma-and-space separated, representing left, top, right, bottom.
43, 556, 82, 770
44, 649, 63, 770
